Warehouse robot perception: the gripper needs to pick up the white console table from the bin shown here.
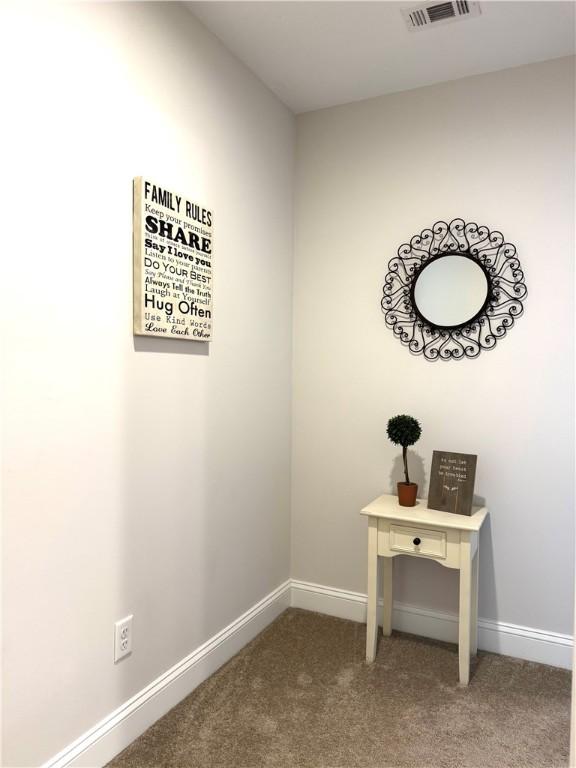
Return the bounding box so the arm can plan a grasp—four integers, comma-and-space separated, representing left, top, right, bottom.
361, 494, 488, 685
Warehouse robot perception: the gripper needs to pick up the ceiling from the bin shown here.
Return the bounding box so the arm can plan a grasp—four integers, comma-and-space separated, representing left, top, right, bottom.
188, 1, 575, 113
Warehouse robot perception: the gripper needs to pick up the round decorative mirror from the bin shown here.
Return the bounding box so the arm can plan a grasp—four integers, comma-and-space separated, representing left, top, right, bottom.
411, 253, 489, 329
381, 219, 527, 361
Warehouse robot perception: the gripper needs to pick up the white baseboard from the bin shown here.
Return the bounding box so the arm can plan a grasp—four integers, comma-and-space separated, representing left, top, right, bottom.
42, 576, 573, 768
42, 580, 291, 768
291, 579, 574, 670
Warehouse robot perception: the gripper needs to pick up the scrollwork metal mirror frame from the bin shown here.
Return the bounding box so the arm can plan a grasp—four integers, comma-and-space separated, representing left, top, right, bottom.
381, 219, 527, 361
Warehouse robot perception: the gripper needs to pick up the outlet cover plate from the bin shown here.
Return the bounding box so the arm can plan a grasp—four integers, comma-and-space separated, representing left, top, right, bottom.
114, 615, 133, 663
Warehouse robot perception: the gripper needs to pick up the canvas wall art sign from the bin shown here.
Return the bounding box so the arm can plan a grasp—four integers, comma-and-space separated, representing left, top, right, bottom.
133, 177, 213, 341
427, 451, 477, 516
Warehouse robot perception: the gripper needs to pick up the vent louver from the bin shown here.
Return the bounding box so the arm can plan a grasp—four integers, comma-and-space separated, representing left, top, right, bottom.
402, 1, 481, 31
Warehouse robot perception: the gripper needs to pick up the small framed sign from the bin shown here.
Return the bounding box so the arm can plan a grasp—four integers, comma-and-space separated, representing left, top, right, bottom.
133, 177, 213, 341
427, 451, 477, 516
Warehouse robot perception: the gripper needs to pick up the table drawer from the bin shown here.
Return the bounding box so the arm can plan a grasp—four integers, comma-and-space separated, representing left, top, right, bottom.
389, 525, 447, 559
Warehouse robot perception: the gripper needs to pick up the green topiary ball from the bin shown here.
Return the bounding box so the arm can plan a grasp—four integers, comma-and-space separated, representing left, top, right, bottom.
386, 415, 421, 447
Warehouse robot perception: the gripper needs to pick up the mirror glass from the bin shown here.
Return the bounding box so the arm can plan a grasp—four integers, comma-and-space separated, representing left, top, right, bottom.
413, 255, 488, 328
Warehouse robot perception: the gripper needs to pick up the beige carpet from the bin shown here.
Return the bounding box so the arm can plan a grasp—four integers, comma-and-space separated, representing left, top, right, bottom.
108, 608, 571, 768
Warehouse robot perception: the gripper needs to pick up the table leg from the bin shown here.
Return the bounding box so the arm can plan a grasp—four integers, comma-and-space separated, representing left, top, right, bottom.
470, 547, 479, 657
366, 517, 378, 662
382, 557, 393, 636
459, 533, 472, 685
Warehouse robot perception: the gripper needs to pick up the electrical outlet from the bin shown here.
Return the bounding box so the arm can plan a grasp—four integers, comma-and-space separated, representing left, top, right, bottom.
114, 615, 133, 663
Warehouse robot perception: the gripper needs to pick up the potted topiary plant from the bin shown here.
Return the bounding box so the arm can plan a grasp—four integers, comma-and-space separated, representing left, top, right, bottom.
386, 414, 422, 507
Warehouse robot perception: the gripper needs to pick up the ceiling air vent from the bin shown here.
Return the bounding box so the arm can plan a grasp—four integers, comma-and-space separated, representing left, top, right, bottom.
402, 1, 481, 31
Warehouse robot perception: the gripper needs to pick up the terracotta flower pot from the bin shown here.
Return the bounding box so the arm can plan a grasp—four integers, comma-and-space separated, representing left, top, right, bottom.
397, 482, 418, 507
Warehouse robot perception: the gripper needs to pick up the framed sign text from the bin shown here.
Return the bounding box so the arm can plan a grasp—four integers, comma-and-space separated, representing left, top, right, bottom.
133, 177, 213, 341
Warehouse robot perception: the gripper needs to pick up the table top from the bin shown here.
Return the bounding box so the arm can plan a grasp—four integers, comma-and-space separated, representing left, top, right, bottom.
360, 493, 488, 532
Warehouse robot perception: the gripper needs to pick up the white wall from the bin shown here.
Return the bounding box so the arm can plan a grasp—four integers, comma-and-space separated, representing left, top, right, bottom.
0, 3, 293, 766
292, 58, 575, 635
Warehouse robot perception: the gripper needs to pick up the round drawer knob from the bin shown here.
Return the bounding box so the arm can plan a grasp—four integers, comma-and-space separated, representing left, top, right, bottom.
413, 537, 421, 546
